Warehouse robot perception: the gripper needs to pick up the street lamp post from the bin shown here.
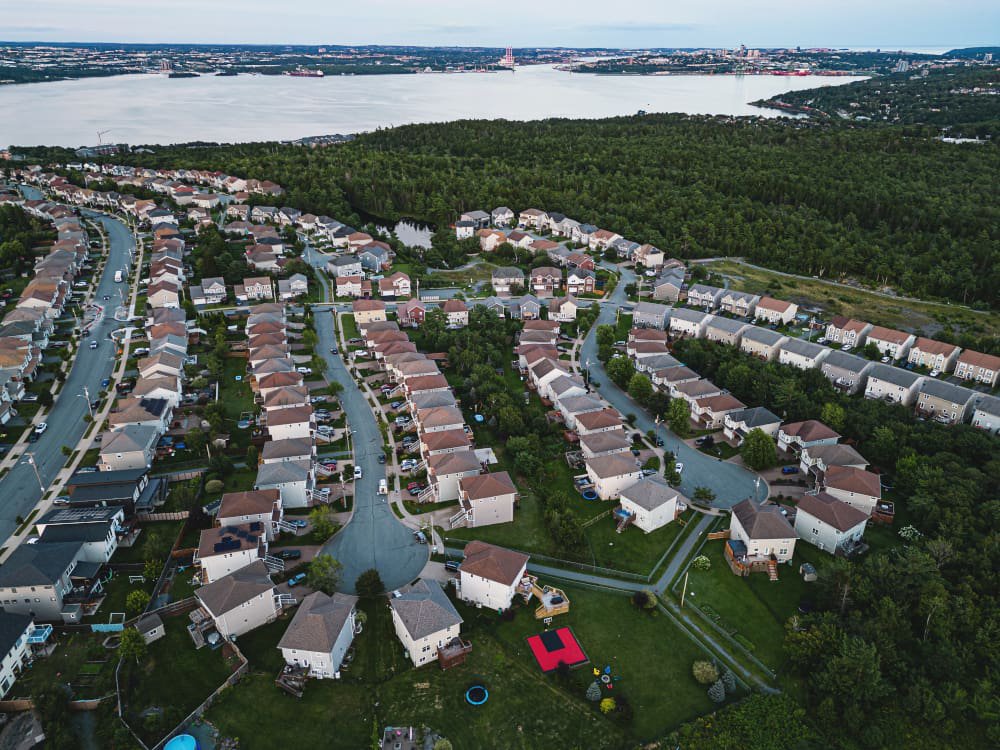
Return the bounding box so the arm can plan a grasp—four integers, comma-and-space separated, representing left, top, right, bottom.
79, 385, 94, 419
23, 453, 44, 494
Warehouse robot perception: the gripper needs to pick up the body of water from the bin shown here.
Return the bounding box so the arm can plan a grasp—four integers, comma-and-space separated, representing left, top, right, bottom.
0, 65, 866, 146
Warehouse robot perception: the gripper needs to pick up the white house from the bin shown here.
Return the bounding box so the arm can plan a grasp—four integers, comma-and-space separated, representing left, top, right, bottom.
865, 326, 916, 361
970, 395, 1000, 434
197, 523, 267, 583
265, 405, 314, 441
426, 450, 483, 503
278, 591, 358, 679
668, 307, 710, 338
729, 499, 796, 564
794, 492, 868, 555
255, 459, 314, 509
585, 453, 641, 500
195, 561, 278, 639
753, 297, 797, 326
98, 424, 158, 472
906, 337, 961, 373
821, 465, 883, 515
457, 472, 518, 528
0, 612, 34, 698
618, 476, 681, 533
458, 541, 529, 611
954, 350, 1000, 388
776, 420, 840, 454
389, 580, 464, 668
723, 406, 781, 446
864, 364, 924, 406
217, 489, 283, 541
35, 507, 125, 564
778, 339, 830, 371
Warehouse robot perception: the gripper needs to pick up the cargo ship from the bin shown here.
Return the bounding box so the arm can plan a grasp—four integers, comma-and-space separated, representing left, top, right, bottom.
285, 68, 325, 77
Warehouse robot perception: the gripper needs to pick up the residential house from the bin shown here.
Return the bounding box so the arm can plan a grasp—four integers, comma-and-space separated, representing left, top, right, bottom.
800, 444, 867, 482
506, 230, 533, 249
778, 339, 830, 371
820, 350, 874, 395
718, 291, 759, 318
822, 465, 882, 515
557, 394, 606, 430
417, 406, 465, 434
753, 297, 798, 326
277, 274, 309, 301
566, 269, 596, 295
864, 364, 924, 406
671, 379, 722, 406
693, 394, 746, 429
335, 276, 369, 299
255, 459, 314, 508
473, 296, 507, 319
237, 277, 274, 303
491, 267, 525, 296
192, 277, 227, 306
426, 450, 483, 502
261, 438, 315, 466
915, 379, 978, 425
397, 298, 427, 327
327, 255, 363, 278
108, 397, 172, 433
633, 244, 665, 269
575, 408, 623, 436
352, 300, 387, 325
477, 228, 507, 252
146, 280, 181, 309
776, 420, 840, 454
579, 430, 631, 459
420, 429, 472, 458
441, 299, 469, 328
729, 499, 796, 564
0, 611, 36, 697
217, 489, 283, 541
794, 492, 869, 555
0, 542, 84, 622
585, 453, 641, 500
278, 591, 358, 679
907, 337, 961, 373
668, 307, 710, 338
651, 365, 700, 392
704, 316, 748, 346
378, 272, 411, 299
686, 284, 724, 311
35, 506, 125, 564
723, 406, 781, 446
519, 209, 547, 229
547, 296, 580, 323
632, 301, 670, 330
491, 207, 515, 227
454, 220, 475, 239
457, 541, 528, 610
456, 472, 519, 528
653, 270, 685, 303
359, 242, 392, 272
619, 477, 682, 533
971, 395, 1000, 434
389, 580, 464, 668
825, 317, 872, 349
265, 405, 314, 441
529, 267, 562, 298
588, 229, 622, 251
865, 326, 916, 361
954, 350, 1000, 388
740, 327, 788, 361
197, 523, 267, 583
98, 424, 158, 472
511, 295, 542, 320
195, 561, 278, 639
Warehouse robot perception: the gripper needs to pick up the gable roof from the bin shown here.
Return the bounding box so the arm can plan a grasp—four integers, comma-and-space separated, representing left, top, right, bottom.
277, 591, 358, 654
621, 476, 679, 511
0, 542, 82, 587
586, 453, 639, 479
805, 443, 867, 468
460, 540, 529, 587
218, 489, 281, 518
196, 560, 274, 616
823, 465, 882, 497
389, 579, 462, 640
731, 499, 794, 540
780, 420, 839, 442
797, 492, 869, 532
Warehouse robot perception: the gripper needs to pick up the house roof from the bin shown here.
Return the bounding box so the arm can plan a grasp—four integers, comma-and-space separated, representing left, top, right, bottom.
780, 419, 840, 442
417, 406, 465, 429
621, 476, 679, 511
265, 405, 312, 427
352, 299, 386, 313
695, 394, 746, 413
0, 542, 82, 587
867, 326, 911, 345
277, 591, 358, 654
687, 284, 723, 297
728, 406, 781, 428
633, 301, 669, 318
389, 579, 462, 641
580, 430, 631, 454
196, 560, 273, 616
912, 337, 959, 357
797, 492, 869, 532
756, 296, 795, 313
630, 327, 669, 342
780, 338, 827, 359
731, 499, 794, 540
256, 459, 312, 486
705, 316, 748, 334
0, 612, 33, 658
673, 380, 721, 398
868, 364, 922, 388
957, 349, 1000, 371
557, 394, 605, 415
822, 349, 871, 374
549, 374, 587, 398
576, 408, 623, 431
427, 449, 481, 476
198, 522, 264, 559
975, 394, 1000, 417
740, 327, 785, 346
918, 378, 976, 406
218, 489, 281, 518
460, 540, 528, 585
823, 465, 881, 498
100, 424, 158, 456
586, 453, 639, 479
460, 471, 517, 502
829, 316, 870, 334
656, 366, 699, 384
805, 443, 867, 468
261, 438, 314, 461
422, 429, 471, 452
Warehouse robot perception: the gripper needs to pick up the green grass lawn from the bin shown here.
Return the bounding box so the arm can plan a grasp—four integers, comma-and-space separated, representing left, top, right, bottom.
680, 540, 822, 670
84, 570, 154, 623
586, 509, 693, 574
121, 616, 238, 747
340, 313, 360, 342
221, 357, 254, 421
206, 584, 714, 749
16, 631, 118, 700
111, 521, 185, 564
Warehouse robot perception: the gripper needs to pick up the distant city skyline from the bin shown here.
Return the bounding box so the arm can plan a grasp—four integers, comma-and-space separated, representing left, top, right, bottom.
1, 0, 996, 49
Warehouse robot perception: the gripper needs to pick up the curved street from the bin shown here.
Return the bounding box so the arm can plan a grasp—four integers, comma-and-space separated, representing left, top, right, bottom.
0, 191, 134, 541
583, 263, 766, 508
312, 282, 427, 594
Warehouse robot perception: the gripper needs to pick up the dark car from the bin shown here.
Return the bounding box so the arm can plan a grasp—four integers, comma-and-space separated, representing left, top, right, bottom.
377, 454, 386, 464
278, 549, 302, 560
444, 561, 460, 572
781, 466, 800, 475
28, 432, 39, 443
655, 437, 664, 447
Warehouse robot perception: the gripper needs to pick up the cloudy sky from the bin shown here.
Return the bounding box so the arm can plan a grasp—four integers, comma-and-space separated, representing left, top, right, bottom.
1, 0, 995, 49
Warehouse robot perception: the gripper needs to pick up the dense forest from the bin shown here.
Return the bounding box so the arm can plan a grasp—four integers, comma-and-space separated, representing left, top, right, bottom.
672, 337, 1000, 749
0, 204, 52, 275
760, 65, 1000, 136
99, 109, 1000, 309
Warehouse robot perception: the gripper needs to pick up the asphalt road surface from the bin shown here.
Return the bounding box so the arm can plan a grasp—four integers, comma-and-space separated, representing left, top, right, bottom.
0, 192, 134, 541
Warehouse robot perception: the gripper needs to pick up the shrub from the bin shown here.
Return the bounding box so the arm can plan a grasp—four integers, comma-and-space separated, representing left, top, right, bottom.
204, 479, 224, 494
585, 681, 602, 702
599, 697, 616, 714
691, 555, 711, 571
721, 666, 737, 694
707, 679, 726, 703
692, 660, 719, 685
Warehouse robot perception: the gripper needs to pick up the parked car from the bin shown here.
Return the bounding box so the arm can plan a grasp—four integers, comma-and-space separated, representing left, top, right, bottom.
296, 367, 313, 375
641, 469, 657, 477
287, 573, 307, 587
330, 347, 338, 354
101, 378, 110, 388
655, 437, 664, 447
413, 531, 428, 544
289, 519, 308, 529
400, 458, 418, 471
277, 549, 301, 560
394, 416, 411, 427
781, 466, 800, 475
880, 356, 891, 364
377, 454, 386, 464
34, 422, 48, 435
317, 425, 334, 437
53, 496, 70, 506
444, 561, 460, 572
320, 461, 338, 471
353, 466, 363, 479
390, 401, 404, 410
89, 340, 98, 349
674, 462, 684, 474
21, 394, 38, 402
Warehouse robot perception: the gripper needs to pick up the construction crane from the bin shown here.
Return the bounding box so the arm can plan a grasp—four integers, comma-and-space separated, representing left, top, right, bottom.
97, 129, 111, 145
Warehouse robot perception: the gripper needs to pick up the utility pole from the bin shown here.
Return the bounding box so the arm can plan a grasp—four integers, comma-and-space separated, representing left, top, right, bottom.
80, 385, 94, 419
23, 453, 45, 494
680, 571, 689, 609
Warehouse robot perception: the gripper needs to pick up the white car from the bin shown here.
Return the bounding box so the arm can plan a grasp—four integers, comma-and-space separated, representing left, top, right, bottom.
353, 466, 363, 479
400, 458, 418, 471
89, 340, 99, 349
316, 425, 334, 437
296, 367, 313, 375
929, 369, 941, 378
394, 416, 411, 427
880, 356, 891, 364
34, 422, 48, 435
674, 462, 684, 474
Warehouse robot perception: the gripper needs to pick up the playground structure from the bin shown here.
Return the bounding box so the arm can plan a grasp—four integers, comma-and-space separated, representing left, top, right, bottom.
519, 575, 570, 619
527, 627, 589, 673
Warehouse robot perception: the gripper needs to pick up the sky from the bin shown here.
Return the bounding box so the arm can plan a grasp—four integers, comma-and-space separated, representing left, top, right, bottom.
1, 0, 996, 50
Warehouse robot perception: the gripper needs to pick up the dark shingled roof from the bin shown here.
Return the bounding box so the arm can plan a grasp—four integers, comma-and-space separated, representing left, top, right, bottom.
389, 579, 462, 641
796, 492, 869, 532
731, 499, 795, 540
277, 591, 357, 653
0, 542, 82, 587
460, 541, 529, 586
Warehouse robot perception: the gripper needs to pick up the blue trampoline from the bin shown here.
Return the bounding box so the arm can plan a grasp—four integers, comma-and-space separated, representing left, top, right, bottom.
465, 685, 489, 705
582, 489, 598, 501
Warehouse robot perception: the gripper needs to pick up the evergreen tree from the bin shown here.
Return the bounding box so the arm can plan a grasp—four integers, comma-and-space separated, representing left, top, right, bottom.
708, 679, 727, 703
586, 681, 602, 702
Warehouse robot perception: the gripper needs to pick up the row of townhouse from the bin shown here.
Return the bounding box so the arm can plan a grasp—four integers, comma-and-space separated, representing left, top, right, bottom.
660, 307, 996, 430
487, 265, 596, 298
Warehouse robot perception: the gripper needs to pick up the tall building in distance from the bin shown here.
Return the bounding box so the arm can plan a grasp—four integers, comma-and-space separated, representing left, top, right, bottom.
499, 46, 515, 68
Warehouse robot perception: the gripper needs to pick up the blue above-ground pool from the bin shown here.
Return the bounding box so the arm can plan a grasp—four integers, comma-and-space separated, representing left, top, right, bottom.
466, 685, 489, 706
582, 489, 599, 501
164, 735, 198, 750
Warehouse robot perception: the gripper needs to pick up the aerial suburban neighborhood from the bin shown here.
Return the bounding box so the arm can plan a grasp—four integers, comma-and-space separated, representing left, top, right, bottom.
0, 136, 995, 750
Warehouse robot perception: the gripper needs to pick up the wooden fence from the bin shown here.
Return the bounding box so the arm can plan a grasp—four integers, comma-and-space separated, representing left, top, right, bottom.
137, 511, 189, 522
707, 529, 731, 541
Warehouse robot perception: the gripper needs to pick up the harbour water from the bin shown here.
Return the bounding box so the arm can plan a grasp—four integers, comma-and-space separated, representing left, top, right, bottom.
0, 64, 866, 146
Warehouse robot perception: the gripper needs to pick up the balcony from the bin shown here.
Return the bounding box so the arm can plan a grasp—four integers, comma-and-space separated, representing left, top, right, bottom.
437, 637, 472, 670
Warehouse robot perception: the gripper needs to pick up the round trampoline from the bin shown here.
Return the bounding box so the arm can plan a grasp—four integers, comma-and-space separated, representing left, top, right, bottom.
582, 489, 598, 501
465, 685, 489, 706
164, 735, 198, 750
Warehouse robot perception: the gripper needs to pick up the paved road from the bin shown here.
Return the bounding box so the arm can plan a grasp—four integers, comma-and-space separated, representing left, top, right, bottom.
312, 274, 427, 594
0, 192, 134, 541
582, 263, 766, 509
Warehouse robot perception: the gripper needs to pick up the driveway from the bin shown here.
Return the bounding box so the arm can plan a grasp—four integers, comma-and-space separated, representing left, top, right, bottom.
581, 263, 767, 509
312, 278, 427, 594
0, 191, 134, 542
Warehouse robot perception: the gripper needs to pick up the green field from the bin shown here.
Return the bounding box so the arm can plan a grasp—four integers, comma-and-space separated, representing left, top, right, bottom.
205, 584, 718, 748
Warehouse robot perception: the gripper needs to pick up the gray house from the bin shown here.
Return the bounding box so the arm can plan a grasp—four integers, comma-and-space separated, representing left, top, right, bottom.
915, 379, 979, 425
632, 302, 670, 329
704, 316, 749, 346
327, 255, 363, 278
278, 591, 359, 679
820, 350, 874, 394
0, 542, 85, 623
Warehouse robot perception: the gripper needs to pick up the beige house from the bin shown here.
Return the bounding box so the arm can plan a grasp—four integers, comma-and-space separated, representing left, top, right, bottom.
824, 317, 871, 349
717, 290, 759, 318
619, 476, 682, 533
729, 499, 796, 564
98, 424, 158, 472
865, 326, 915, 361
907, 337, 961, 372
777, 419, 840, 454
753, 297, 798, 326
585, 453, 641, 500
794, 492, 868, 555
822, 465, 882, 515
864, 364, 924, 406
195, 561, 278, 639
217, 489, 283, 541
458, 542, 529, 610
954, 349, 1000, 388
579, 429, 631, 458
692, 394, 746, 429
390, 580, 464, 668
426, 450, 483, 502
352, 299, 387, 324
915, 379, 978, 425
278, 591, 358, 679
739, 327, 787, 361
456, 471, 518, 528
